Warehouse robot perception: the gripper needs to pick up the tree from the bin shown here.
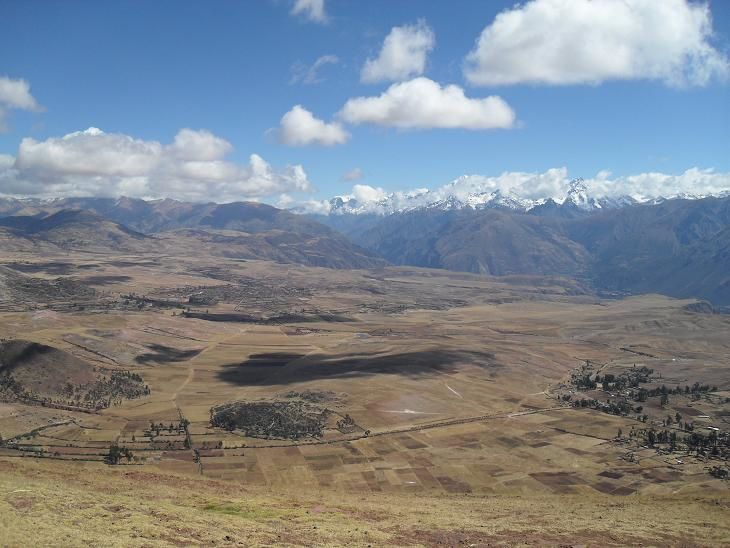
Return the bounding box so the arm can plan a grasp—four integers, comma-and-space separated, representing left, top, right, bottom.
647, 429, 656, 447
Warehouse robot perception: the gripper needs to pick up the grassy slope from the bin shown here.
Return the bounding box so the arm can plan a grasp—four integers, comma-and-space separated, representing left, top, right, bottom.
1, 458, 728, 547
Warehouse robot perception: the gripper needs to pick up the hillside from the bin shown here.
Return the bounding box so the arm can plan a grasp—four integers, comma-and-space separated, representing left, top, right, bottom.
0, 339, 149, 409
0, 340, 97, 400
0, 209, 154, 252
159, 227, 384, 269
2, 458, 728, 546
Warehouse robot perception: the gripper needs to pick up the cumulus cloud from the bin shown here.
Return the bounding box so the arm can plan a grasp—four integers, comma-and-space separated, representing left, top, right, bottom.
1, 127, 312, 202
464, 0, 729, 87
339, 77, 516, 130
276, 105, 349, 146
351, 184, 387, 203
0, 76, 44, 133
290, 54, 339, 85
361, 20, 435, 83
291, 0, 327, 24
295, 167, 730, 215
341, 167, 363, 182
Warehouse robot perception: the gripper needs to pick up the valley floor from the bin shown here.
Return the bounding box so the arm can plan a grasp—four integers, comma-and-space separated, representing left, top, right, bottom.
1, 252, 729, 545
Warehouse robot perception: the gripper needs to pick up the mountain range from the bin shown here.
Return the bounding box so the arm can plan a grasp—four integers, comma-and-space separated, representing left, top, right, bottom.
0, 188, 729, 306
351, 195, 730, 306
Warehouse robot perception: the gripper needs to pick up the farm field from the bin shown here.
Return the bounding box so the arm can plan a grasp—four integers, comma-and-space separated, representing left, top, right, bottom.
1, 250, 729, 545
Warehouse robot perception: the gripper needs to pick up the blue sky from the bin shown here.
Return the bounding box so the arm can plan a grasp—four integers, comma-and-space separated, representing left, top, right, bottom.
1, 0, 729, 204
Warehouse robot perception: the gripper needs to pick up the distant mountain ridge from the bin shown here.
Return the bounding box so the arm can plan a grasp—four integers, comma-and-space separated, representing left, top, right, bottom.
0, 200, 385, 270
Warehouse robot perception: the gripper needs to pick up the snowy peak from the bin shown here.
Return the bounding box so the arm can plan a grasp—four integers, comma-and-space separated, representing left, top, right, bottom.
565, 178, 591, 207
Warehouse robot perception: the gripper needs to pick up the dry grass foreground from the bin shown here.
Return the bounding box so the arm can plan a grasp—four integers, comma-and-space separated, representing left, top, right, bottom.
1, 457, 728, 547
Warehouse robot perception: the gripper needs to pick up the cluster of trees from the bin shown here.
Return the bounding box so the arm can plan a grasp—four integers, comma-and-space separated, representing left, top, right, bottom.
210, 401, 329, 440
57, 370, 149, 409
709, 466, 728, 479
146, 420, 187, 438
635, 427, 729, 459
596, 366, 653, 390
572, 364, 654, 392
336, 414, 357, 433
106, 444, 134, 465
120, 293, 185, 310
630, 383, 717, 403
0, 374, 27, 400
572, 397, 633, 416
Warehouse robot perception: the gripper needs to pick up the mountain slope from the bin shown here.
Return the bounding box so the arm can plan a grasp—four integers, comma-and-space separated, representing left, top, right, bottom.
357, 209, 589, 276
567, 196, 730, 303
355, 196, 730, 305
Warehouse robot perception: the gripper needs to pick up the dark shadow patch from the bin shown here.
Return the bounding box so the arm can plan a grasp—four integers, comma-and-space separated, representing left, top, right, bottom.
597, 470, 624, 480
245, 353, 304, 367
6, 262, 74, 275
135, 344, 203, 364
531, 472, 585, 486
80, 275, 133, 285
107, 260, 157, 267
182, 311, 353, 324
216, 349, 497, 386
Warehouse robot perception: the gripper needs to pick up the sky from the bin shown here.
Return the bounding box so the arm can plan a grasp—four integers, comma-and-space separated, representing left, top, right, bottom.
0, 0, 729, 207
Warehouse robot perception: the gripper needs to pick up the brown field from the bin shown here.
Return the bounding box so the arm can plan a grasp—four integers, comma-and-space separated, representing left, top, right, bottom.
1, 250, 729, 545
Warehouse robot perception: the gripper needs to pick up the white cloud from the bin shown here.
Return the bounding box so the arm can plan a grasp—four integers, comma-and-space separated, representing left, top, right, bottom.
0, 77, 42, 111
339, 77, 516, 130
276, 193, 296, 209
0, 76, 44, 133
361, 20, 435, 83
588, 167, 730, 201
431, 167, 730, 203
1, 127, 312, 202
464, 0, 730, 87
351, 184, 387, 203
341, 167, 363, 182
291, 0, 327, 24
276, 105, 349, 146
290, 54, 339, 85
169, 128, 232, 160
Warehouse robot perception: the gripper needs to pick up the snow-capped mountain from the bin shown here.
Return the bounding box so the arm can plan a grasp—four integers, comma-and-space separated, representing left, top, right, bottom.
304, 172, 730, 218
317, 177, 636, 217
